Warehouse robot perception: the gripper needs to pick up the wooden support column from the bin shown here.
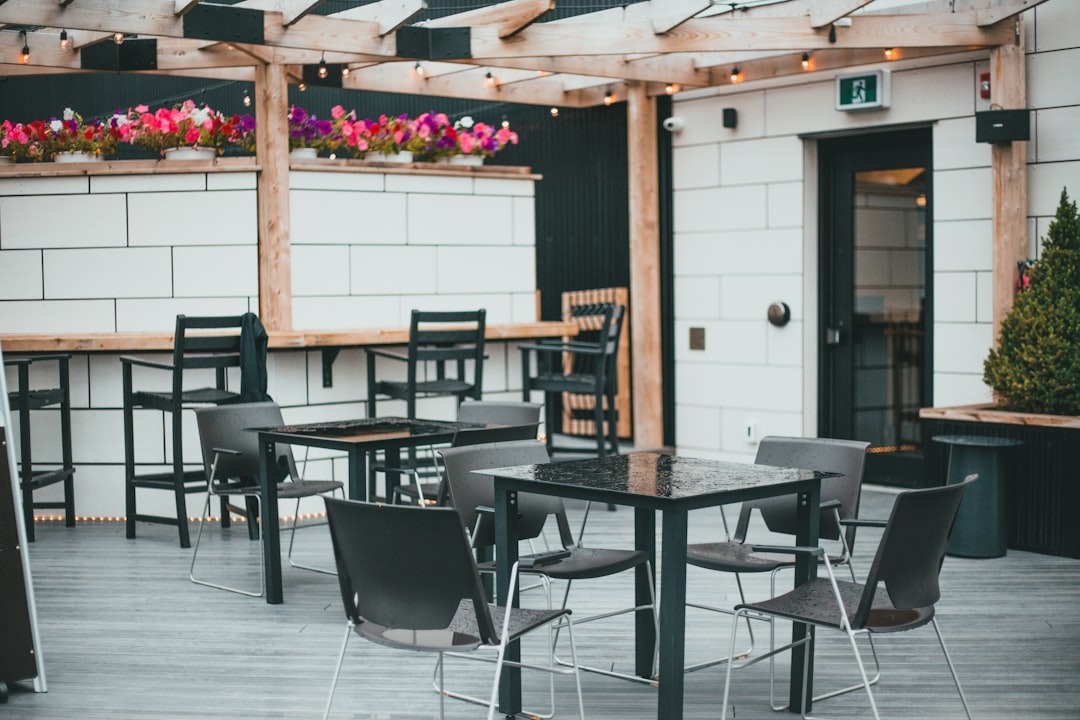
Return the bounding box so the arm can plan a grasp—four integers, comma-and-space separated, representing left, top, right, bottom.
990, 19, 1027, 346
626, 82, 663, 449
254, 62, 292, 331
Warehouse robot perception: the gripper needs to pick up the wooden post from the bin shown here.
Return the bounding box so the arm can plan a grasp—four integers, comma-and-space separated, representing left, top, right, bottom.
254, 62, 292, 331
626, 83, 663, 449
990, 18, 1026, 346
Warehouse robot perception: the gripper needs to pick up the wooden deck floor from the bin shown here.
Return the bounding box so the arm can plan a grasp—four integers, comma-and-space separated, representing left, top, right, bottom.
5, 486, 1080, 719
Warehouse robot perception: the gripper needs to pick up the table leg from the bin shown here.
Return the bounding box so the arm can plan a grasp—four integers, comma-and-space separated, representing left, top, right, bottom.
657, 508, 688, 720
259, 434, 283, 605
634, 507, 657, 679
347, 448, 365, 501
494, 485, 522, 716
789, 485, 821, 711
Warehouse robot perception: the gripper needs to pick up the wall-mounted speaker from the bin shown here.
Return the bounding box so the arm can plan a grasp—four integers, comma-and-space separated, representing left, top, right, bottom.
975, 109, 1030, 144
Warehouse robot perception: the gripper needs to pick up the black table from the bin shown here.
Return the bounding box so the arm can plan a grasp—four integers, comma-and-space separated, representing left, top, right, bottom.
256, 416, 477, 604
489, 452, 829, 720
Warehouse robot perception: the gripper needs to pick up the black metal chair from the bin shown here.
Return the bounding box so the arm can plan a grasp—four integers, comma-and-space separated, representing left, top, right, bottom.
4, 354, 76, 541
121, 313, 269, 548
366, 309, 487, 420
520, 303, 625, 459
440, 439, 659, 686
685, 436, 871, 686
322, 497, 585, 720
717, 477, 976, 720
190, 402, 343, 597
389, 400, 542, 506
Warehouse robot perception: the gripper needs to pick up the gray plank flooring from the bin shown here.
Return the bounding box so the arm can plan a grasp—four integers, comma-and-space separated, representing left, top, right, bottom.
5, 486, 1080, 719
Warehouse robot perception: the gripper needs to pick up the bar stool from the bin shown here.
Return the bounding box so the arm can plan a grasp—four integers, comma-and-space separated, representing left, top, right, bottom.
4, 354, 76, 542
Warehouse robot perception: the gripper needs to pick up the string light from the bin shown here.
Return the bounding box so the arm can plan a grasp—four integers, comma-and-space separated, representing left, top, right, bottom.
413, 62, 425, 77
341, 65, 350, 78
317, 54, 328, 79
59, 29, 71, 50
113, 32, 125, 45
801, 52, 810, 70
19, 31, 29, 64
665, 83, 680, 95
298, 82, 307, 92
884, 47, 894, 59
730, 66, 741, 83
550, 107, 559, 117
603, 87, 614, 105
242, 87, 252, 107
484, 71, 495, 88
501, 117, 510, 129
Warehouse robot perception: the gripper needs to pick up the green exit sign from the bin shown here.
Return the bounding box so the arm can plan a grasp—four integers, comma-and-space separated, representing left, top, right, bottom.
836, 70, 891, 111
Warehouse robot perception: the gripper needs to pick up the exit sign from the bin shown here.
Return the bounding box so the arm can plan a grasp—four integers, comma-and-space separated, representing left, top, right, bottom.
836, 70, 891, 111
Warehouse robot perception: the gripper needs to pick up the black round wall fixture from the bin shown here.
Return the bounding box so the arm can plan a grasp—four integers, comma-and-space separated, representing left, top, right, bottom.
767, 302, 790, 327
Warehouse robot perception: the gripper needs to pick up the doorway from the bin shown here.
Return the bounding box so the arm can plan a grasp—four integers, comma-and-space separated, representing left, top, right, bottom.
818, 128, 932, 487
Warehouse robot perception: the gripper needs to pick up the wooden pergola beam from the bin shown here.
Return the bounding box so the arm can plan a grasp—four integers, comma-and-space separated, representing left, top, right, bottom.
328, 0, 426, 36
425, 0, 554, 38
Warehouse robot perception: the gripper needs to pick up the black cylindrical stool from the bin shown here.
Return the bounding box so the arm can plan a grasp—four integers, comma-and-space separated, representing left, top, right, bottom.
932, 434, 1022, 558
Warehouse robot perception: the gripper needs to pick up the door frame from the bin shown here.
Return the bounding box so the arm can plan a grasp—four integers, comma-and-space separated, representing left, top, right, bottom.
815, 126, 934, 443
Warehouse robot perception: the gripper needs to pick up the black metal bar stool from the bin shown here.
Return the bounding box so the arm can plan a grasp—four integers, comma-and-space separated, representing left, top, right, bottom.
4, 354, 76, 542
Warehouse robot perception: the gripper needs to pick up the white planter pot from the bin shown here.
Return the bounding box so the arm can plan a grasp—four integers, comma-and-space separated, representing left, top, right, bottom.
0, 156, 13, 164
290, 147, 318, 159
53, 151, 102, 163
365, 151, 413, 163
163, 147, 216, 160
448, 154, 484, 166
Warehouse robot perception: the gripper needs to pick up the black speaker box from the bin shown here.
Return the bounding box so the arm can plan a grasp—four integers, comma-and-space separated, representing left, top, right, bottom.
975, 109, 1030, 144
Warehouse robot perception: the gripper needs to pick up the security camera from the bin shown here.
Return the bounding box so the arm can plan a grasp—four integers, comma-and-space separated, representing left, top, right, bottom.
662, 116, 684, 133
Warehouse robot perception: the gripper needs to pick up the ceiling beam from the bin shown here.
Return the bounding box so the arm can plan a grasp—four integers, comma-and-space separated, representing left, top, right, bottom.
809, 1, 875, 28
174, 0, 202, 15
327, 0, 425, 36
647, 0, 713, 34
424, 0, 554, 39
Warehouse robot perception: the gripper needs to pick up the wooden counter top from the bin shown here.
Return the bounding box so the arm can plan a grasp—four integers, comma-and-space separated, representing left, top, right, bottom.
919, 404, 1080, 429
0, 321, 576, 354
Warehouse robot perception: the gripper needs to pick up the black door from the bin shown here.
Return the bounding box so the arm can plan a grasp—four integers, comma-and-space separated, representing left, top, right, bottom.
819, 128, 933, 487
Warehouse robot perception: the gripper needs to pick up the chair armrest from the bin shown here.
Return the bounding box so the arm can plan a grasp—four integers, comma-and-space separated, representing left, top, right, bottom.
519, 341, 605, 354
820, 499, 842, 511
839, 518, 887, 528
365, 347, 409, 362
212, 447, 243, 457
119, 355, 176, 371
749, 544, 825, 557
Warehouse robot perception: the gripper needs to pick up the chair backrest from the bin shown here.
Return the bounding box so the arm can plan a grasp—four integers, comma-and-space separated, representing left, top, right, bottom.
737, 436, 871, 544
324, 497, 498, 645
194, 402, 299, 486
439, 439, 563, 548
853, 476, 974, 627
457, 400, 543, 428
566, 304, 625, 388
172, 314, 270, 401
408, 309, 486, 396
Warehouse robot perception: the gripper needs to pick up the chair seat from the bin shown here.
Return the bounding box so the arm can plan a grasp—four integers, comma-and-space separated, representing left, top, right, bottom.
134, 387, 241, 411
527, 372, 602, 393
481, 546, 648, 581
279, 478, 344, 499
687, 541, 796, 573
377, 378, 476, 398
738, 577, 935, 633
8, 387, 64, 411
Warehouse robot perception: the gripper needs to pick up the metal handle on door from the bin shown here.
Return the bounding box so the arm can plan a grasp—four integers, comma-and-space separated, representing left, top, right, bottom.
826, 323, 844, 345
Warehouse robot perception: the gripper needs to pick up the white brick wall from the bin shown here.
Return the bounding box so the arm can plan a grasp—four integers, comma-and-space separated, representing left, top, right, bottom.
671, 2, 1080, 455
2, 164, 536, 521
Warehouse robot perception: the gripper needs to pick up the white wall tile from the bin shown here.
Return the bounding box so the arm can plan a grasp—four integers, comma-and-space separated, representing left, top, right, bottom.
934, 272, 977, 322
672, 145, 720, 189
436, 246, 534, 294
674, 276, 721, 320
44, 247, 172, 299
291, 189, 407, 245
720, 275, 802, 321
674, 404, 721, 452
0, 249, 42, 299
720, 136, 802, 185
766, 320, 803, 367
932, 371, 993, 407
934, 167, 993, 221
672, 92, 766, 146
349, 245, 437, 295
1036, 106, 1080, 162
1033, 2, 1077, 52
934, 117, 991, 170
511, 292, 538, 323
474, 177, 535, 196
290, 170, 384, 192
91, 173, 205, 194
291, 295, 401, 331
408, 194, 513, 245
1030, 160, 1080, 215
934, 219, 992, 271
206, 172, 257, 190
291, 245, 351, 296
0, 176, 88, 196
975, 270, 993, 323
512, 197, 536, 246
674, 185, 768, 233
1, 194, 128, 249
173, 245, 258, 297
115, 298, 251, 332
720, 409, 803, 454
767, 182, 803, 228
399, 293, 514, 323
1028, 47, 1080, 110
933, 322, 993, 374
385, 173, 473, 194
129, 190, 258, 246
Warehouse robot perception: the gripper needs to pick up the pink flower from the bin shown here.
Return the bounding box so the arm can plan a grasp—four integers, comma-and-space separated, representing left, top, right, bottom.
184, 127, 201, 144
331, 105, 345, 120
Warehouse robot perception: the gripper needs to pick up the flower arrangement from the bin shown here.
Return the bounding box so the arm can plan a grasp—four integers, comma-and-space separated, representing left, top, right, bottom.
287, 105, 337, 153
128, 100, 255, 155
45, 108, 129, 159
0, 120, 43, 161
454, 117, 518, 157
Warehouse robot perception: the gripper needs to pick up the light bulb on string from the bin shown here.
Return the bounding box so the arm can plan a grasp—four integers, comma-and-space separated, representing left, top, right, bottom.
19, 31, 29, 64
317, 54, 328, 79
60, 29, 72, 50
665, 83, 680, 95
603, 87, 614, 106
884, 47, 894, 59
298, 82, 307, 92
341, 65, 350, 78
730, 66, 741, 83
484, 71, 496, 88
801, 52, 810, 70
550, 107, 560, 117
242, 88, 252, 107
114, 32, 124, 45
414, 62, 425, 77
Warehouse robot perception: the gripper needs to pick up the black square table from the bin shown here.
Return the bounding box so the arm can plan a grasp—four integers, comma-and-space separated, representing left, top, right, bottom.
489, 452, 828, 720
256, 416, 479, 604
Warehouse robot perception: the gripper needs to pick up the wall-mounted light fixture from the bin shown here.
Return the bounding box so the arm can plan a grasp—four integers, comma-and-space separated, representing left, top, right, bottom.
19, 31, 30, 64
